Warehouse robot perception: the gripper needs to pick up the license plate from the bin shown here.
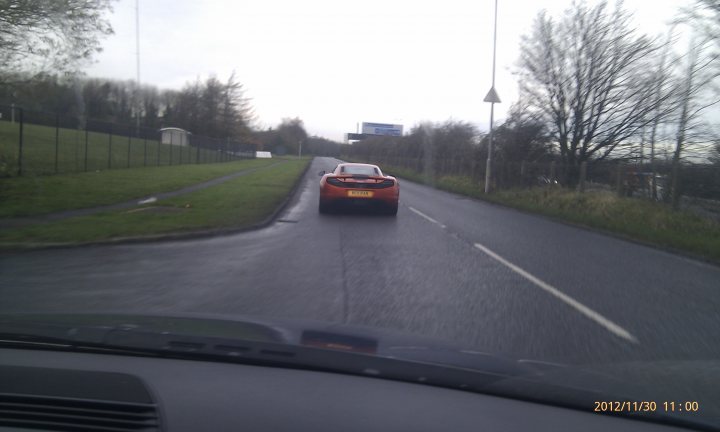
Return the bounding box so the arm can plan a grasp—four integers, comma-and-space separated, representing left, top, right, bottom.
347, 190, 373, 198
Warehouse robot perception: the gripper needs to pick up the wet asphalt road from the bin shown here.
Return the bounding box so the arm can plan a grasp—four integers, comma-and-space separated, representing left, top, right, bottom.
1, 156, 719, 365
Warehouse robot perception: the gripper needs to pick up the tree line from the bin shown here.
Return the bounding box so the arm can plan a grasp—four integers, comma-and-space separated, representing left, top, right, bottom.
0, 72, 254, 140
346, 107, 553, 180
347, 0, 720, 205
0, 1, 253, 141
0, 0, 332, 153
0, 69, 348, 154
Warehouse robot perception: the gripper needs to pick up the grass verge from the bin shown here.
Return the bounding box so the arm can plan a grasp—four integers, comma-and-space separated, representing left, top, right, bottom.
0, 158, 277, 218
357, 160, 720, 263
0, 158, 310, 245
486, 188, 720, 262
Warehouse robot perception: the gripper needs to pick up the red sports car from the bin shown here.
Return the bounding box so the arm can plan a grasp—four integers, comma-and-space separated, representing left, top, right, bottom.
319, 163, 399, 215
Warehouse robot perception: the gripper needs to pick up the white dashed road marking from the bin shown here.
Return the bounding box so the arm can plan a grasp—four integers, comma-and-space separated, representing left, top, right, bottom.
408, 205, 639, 344
408, 206, 446, 229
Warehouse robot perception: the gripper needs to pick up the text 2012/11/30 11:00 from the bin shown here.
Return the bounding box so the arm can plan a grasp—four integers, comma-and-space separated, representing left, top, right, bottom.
594, 401, 701, 413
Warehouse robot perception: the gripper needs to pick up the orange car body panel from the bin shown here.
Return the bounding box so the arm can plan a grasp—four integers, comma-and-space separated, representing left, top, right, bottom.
319, 163, 399, 207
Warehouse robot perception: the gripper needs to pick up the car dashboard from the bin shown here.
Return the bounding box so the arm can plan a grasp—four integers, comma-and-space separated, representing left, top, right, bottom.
0, 348, 697, 432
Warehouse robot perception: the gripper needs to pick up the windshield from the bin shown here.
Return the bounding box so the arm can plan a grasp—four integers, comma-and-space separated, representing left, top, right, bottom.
339, 165, 381, 176
1, 0, 719, 430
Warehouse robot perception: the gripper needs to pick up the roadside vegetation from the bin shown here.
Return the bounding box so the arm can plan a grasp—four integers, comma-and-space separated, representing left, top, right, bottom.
0, 158, 279, 218
376, 163, 720, 263
0, 2, 320, 247
0, 158, 310, 245
334, 0, 720, 264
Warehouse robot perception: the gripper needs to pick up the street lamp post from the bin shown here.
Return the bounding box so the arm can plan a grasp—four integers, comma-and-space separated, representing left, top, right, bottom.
484, 0, 501, 193
134, 0, 141, 135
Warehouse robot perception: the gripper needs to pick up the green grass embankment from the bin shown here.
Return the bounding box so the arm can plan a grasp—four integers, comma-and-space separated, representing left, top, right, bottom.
0, 158, 310, 245
0, 158, 279, 217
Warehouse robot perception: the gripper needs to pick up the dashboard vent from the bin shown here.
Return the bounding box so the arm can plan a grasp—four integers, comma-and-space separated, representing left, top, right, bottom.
0, 394, 160, 431
0, 366, 160, 432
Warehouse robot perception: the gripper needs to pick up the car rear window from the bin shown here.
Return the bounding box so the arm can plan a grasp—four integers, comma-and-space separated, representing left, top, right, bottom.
340, 165, 380, 176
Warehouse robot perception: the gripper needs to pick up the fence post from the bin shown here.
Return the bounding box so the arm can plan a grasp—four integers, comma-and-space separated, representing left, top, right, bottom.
550, 161, 556, 185
108, 124, 113, 169
84, 126, 89, 172
671, 163, 681, 210
143, 136, 147, 167
196, 139, 200, 164
169, 133, 173, 166
616, 163, 624, 197
127, 130, 131, 168
74, 125, 80, 172
520, 160, 526, 185
17, 108, 24, 176
55, 113, 60, 173
578, 161, 587, 193
157, 135, 161, 166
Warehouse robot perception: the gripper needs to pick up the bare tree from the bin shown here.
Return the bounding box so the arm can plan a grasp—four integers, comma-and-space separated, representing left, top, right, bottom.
647, 27, 677, 199
219, 72, 254, 139
682, 0, 720, 57
0, 0, 114, 82
200, 76, 224, 137
668, 34, 720, 208
492, 103, 552, 163
276, 118, 308, 155
711, 141, 720, 165
516, 1, 674, 182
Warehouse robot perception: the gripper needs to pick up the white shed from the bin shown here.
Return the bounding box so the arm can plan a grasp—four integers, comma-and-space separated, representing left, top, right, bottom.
160, 127, 190, 146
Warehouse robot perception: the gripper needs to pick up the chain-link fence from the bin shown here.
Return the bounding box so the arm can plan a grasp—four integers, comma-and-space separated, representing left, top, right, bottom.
0, 104, 257, 177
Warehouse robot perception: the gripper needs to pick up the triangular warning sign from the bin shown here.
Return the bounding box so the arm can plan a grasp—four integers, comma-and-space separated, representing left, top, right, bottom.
483, 87, 502, 103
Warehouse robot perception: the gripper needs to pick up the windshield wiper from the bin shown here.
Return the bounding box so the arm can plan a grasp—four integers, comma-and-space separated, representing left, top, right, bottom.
0, 320, 515, 389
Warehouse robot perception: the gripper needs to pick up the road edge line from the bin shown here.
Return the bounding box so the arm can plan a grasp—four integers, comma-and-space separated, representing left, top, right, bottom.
473, 242, 639, 344
408, 206, 447, 229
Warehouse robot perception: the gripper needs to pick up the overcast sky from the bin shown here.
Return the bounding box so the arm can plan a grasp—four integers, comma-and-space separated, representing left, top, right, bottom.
86, 0, 685, 141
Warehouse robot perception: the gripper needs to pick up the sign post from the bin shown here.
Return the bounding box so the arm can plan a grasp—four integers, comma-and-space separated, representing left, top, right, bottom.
484, 0, 501, 193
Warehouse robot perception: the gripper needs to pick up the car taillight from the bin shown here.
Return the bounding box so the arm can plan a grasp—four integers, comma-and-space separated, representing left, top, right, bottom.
380, 179, 395, 186
327, 177, 343, 186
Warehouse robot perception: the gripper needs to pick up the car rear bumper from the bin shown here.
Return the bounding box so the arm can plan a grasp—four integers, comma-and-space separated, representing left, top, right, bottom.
320, 186, 398, 208
320, 184, 400, 208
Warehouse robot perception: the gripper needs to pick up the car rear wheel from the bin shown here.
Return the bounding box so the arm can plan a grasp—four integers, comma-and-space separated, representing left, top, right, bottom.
319, 199, 331, 214
386, 203, 398, 216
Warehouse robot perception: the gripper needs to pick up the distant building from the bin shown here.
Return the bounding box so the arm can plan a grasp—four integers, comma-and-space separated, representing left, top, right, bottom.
160, 127, 190, 146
